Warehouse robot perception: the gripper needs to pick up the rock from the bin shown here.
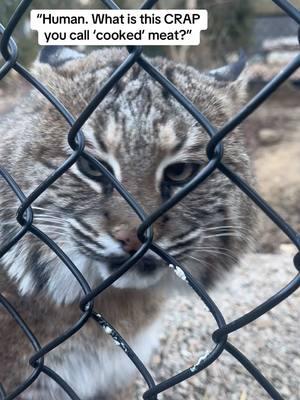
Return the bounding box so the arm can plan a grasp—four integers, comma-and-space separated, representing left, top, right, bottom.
262, 37, 299, 52
257, 128, 282, 145
266, 50, 299, 65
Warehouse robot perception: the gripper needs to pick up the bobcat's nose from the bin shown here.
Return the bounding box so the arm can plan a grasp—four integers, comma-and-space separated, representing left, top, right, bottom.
112, 225, 141, 253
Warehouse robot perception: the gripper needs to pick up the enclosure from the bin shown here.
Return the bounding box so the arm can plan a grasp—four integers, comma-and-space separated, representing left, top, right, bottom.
0, 0, 300, 399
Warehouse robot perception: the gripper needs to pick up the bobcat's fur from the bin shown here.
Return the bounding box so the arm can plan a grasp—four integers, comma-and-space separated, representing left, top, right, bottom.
0, 47, 255, 399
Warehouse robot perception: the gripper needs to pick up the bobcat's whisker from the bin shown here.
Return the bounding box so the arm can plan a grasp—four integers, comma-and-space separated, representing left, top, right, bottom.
185, 254, 212, 267
33, 220, 68, 228
201, 233, 244, 240
33, 224, 69, 235
201, 225, 251, 234
193, 251, 238, 264
33, 214, 67, 222
191, 248, 239, 263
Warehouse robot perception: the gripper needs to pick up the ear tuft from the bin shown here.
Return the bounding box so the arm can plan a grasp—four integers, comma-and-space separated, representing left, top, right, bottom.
39, 46, 85, 67
207, 50, 247, 82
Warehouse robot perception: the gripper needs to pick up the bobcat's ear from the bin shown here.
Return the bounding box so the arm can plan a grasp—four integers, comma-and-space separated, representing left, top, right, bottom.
207, 51, 246, 82
39, 46, 85, 67
206, 51, 248, 114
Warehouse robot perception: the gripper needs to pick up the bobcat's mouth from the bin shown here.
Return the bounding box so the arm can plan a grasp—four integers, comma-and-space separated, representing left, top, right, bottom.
108, 254, 159, 275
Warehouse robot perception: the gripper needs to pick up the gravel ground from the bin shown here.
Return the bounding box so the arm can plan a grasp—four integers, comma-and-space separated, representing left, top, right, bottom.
134, 252, 300, 399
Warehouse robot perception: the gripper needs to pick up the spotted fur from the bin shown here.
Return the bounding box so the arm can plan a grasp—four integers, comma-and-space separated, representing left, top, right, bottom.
0, 47, 255, 398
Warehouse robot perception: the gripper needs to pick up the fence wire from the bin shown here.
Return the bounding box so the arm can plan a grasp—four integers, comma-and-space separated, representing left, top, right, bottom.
0, 0, 300, 399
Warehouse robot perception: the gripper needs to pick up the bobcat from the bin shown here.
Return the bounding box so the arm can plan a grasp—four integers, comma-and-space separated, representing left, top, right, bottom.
0, 47, 255, 399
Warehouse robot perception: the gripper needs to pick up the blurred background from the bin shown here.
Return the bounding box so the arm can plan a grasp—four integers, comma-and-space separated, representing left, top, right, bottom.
1, 1, 300, 399
1, 0, 299, 68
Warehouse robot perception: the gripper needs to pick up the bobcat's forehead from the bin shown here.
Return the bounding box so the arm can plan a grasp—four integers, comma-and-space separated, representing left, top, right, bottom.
85, 110, 203, 191
35, 48, 232, 173
91, 110, 193, 152
83, 79, 206, 179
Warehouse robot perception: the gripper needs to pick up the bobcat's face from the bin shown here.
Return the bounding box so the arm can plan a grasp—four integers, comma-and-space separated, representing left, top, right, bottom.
0, 47, 255, 303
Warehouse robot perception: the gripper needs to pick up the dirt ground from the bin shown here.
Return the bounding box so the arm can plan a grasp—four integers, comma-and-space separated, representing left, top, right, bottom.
242, 82, 300, 253
134, 253, 300, 400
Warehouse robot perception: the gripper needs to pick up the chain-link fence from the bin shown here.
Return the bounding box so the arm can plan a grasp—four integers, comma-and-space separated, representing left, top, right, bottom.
0, 0, 300, 399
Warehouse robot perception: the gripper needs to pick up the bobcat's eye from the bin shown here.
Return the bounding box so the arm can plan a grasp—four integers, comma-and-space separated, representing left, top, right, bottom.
164, 163, 199, 185
77, 157, 114, 182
